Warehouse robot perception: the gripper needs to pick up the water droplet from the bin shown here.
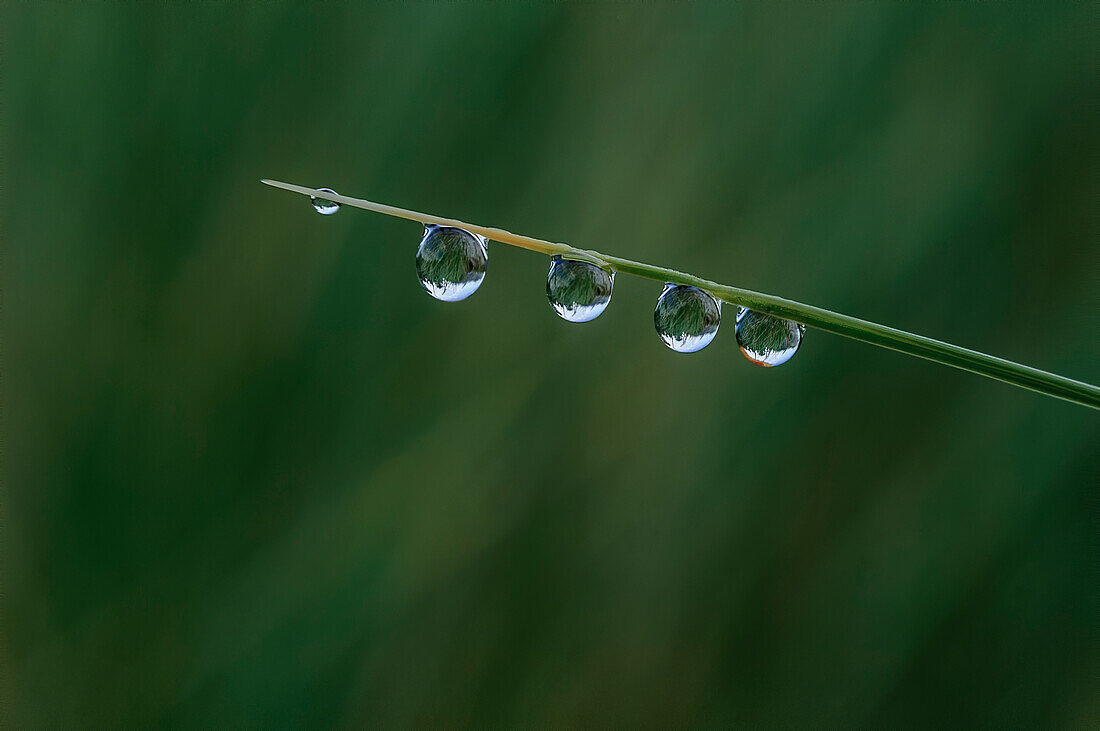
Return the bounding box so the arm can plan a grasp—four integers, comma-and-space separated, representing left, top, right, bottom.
416, 225, 488, 302
735, 308, 805, 366
546, 256, 614, 323
311, 188, 340, 215
653, 284, 721, 352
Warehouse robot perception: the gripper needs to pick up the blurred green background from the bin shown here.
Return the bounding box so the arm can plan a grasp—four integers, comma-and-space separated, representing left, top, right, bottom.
4, 2, 1098, 726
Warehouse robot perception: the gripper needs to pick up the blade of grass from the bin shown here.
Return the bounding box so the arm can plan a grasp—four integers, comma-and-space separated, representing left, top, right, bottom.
261, 179, 1100, 409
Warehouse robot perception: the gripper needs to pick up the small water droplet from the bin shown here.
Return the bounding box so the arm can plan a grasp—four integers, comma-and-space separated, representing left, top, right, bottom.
735, 308, 804, 366
416, 225, 488, 302
653, 284, 721, 352
546, 256, 614, 323
311, 188, 340, 215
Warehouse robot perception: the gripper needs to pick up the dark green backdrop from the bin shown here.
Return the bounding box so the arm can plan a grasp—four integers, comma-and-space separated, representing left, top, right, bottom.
4, 2, 1097, 726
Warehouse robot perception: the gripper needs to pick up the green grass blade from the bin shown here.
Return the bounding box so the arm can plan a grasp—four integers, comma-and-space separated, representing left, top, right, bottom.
261, 179, 1100, 409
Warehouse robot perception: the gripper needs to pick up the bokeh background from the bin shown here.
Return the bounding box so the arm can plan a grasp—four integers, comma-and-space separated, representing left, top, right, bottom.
4, 2, 1098, 726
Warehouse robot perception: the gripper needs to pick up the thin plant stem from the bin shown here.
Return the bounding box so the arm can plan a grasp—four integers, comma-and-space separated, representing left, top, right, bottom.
261, 179, 1100, 409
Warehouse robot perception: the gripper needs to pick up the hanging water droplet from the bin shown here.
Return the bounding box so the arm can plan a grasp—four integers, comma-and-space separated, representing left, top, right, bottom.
735, 308, 805, 366
653, 284, 721, 353
415, 225, 488, 302
311, 188, 341, 215
546, 255, 614, 323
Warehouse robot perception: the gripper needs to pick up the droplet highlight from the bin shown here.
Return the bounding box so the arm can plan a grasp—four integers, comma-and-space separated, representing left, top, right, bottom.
546, 256, 614, 323
653, 284, 721, 353
311, 188, 341, 215
735, 308, 804, 366
415, 225, 488, 302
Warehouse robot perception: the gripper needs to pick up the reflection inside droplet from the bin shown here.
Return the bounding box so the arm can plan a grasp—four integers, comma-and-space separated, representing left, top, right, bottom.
415, 225, 488, 302
546, 255, 614, 323
653, 284, 721, 353
735, 307, 804, 366
311, 188, 341, 215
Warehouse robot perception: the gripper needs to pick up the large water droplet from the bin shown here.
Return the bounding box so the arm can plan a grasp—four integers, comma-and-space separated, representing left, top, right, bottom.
653, 284, 721, 352
416, 225, 488, 302
311, 188, 340, 215
735, 308, 804, 366
546, 255, 614, 323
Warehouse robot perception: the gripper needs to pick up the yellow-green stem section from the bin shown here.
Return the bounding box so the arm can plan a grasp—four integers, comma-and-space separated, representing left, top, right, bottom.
262, 179, 1100, 409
